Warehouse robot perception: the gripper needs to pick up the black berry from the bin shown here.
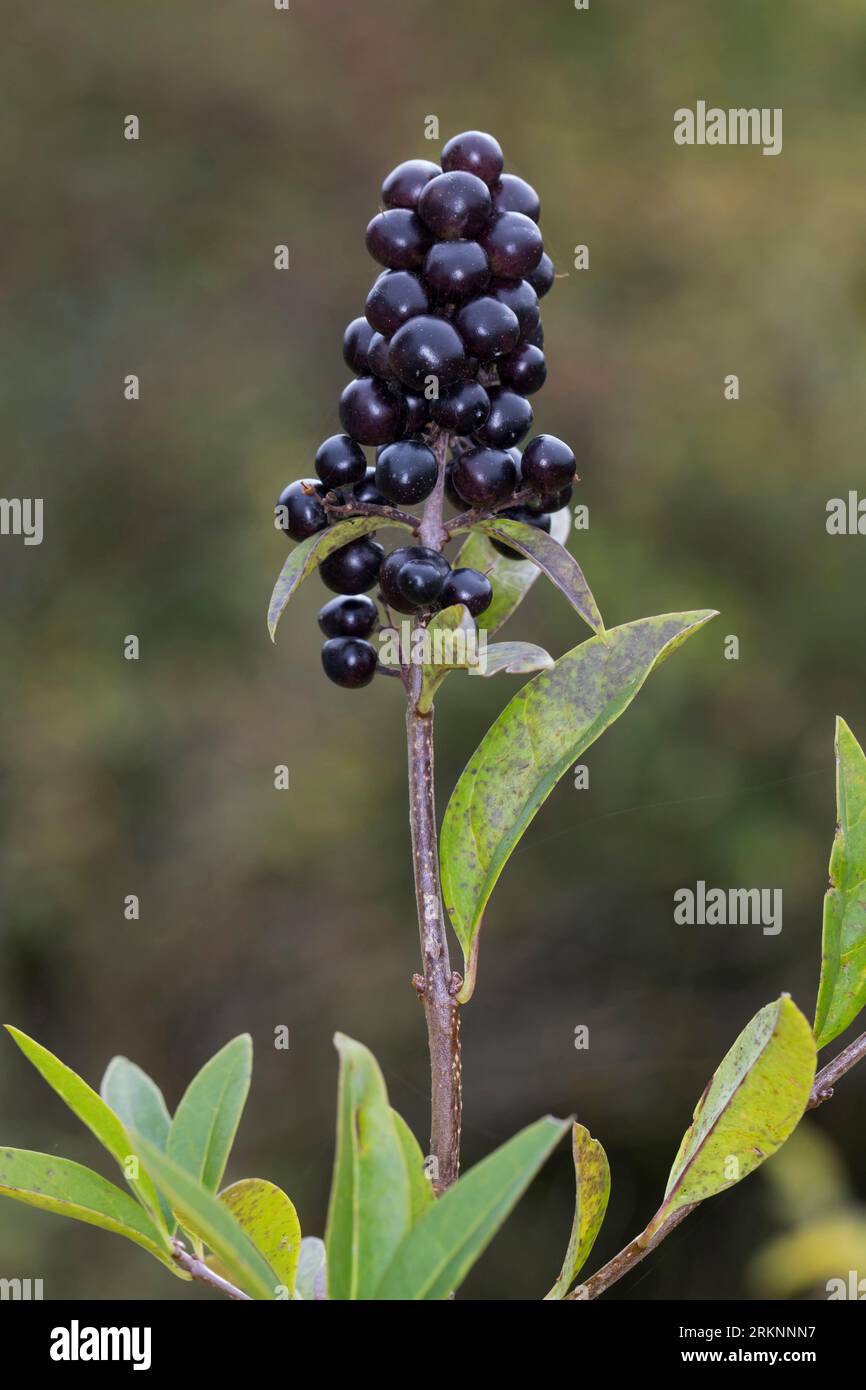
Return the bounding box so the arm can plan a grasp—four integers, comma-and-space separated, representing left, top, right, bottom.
524, 319, 544, 349
339, 377, 406, 445
423, 240, 490, 302
418, 171, 492, 241
343, 316, 374, 375
365, 209, 430, 271
527, 252, 555, 298
389, 314, 467, 390
480, 212, 544, 279
276, 479, 328, 542
319, 536, 384, 594
318, 594, 379, 639
491, 506, 551, 559
381, 158, 441, 210
456, 295, 520, 359
490, 278, 540, 337
321, 636, 378, 688
492, 174, 540, 223
315, 434, 367, 489
353, 466, 387, 506
498, 343, 547, 396
521, 434, 576, 492
375, 439, 438, 504
365, 270, 429, 336
441, 130, 504, 188
367, 332, 394, 379
451, 446, 517, 506
431, 380, 490, 433
402, 390, 430, 435
473, 386, 533, 449
439, 567, 493, 617
381, 546, 451, 611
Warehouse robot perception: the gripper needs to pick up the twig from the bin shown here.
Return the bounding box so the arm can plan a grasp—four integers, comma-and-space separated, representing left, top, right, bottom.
406, 426, 462, 1193
443, 488, 536, 537
171, 1239, 251, 1301
569, 1026, 866, 1300
322, 496, 420, 532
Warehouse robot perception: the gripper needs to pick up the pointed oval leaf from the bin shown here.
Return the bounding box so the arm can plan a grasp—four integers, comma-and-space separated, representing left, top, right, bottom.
440, 610, 717, 1000
468, 641, 554, 678
417, 604, 478, 713
0, 1149, 177, 1271
296, 1236, 328, 1300
463, 517, 603, 636
545, 1122, 610, 1300
268, 516, 411, 641
218, 1178, 301, 1298
101, 1056, 173, 1228
814, 717, 866, 1049
455, 506, 571, 637
167, 1034, 251, 1193
325, 1034, 413, 1300
390, 1109, 435, 1224
132, 1137, 279, 1300
646, 995, 816, 1238
374, 1115, 571, 1300
5, 1027, 167, 1232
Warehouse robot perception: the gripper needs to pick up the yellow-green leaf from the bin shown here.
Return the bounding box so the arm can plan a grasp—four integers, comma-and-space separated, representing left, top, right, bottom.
545, 1122, 610, 1299
814, 717, 866, 1049
454, 506, 571, 637
218, 1179, 301, 1297
465, 517, 603, 636
646, 995, 816, 1237
167, 1034, 251, 1193
390, 1109, 435, 1223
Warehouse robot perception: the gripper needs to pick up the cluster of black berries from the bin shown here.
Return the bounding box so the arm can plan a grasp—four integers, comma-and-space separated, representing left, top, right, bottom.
276, 131, 577, 689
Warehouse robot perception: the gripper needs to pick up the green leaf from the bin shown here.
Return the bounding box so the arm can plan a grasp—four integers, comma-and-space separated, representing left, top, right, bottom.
296, 1236, 328, 1300
268, 516, 411, 642
440, 610, 717, 1000
417, 604, 479, 713
814, 717, 866, 1049
218, 1179, 301, 1298
646, 995, 816, 1238
324, 1034, 413, 1300
455, 506, 571, 637
167, 1034, 251, 1193
390, 1109, 435, 1223
374, 1115, 571, 1300
0, 1149, 177, 1272
101, 1057, 173, 1229
464, 517, 603, 636
545, 1122, 610, 1300
132, 1137, 279, 1300
468, 640, 554, 678
5, 1026, 167, 1231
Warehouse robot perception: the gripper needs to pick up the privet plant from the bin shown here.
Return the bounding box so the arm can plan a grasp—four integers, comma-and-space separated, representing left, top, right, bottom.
4, 133, 866, 1302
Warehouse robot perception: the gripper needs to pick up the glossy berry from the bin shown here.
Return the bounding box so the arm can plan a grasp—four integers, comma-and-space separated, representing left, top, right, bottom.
521, 434, 576, 492
318, 594, 378, 639
441, 130, 504, 188
315, 433, 367, 489
381, 546, 451, 611
431, 380, 490, 434
375, 439, 438, 504
480, 212, 544, 279
365, 270, 429, 336
389, 314, 467, 390
423, 240, 490, 302
343, 316, 374, 375
339, 377, 406, 446
456, 295, 520, 359
353, 466, 387, 506
473, 387, 533, 449
381, 158, 441, 210
524, 319, 544, 349
451, 446, 517, 506
490, 278, 540, 337
536, 483, 573, 513
444, 457, 464, 509
276, 478, 328, 542
418, 171, 492, 241
491, 505, 551, 559
367, 332, 394, 379
402, 390, 429, 435
498, 343, 547, 395
319, 536, 384, 594
527, 251, 555, 298
365, 208, 430, 271
439, 567, 493, 617
492, 174, 540, 223
321, 636, 378, 689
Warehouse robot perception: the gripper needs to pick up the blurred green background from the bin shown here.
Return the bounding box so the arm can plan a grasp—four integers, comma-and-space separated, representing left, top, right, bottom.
2, 0, 866, 1300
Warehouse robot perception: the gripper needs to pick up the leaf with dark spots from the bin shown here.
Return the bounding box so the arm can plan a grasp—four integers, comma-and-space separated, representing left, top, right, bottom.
814, 718, 866, 1048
